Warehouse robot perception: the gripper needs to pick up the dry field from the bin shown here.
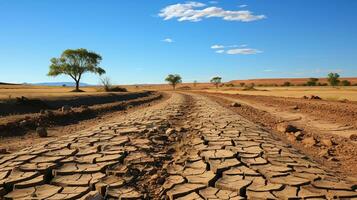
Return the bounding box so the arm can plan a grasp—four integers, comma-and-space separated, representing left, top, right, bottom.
203, 86, 357, 101
0, 84, 103, 100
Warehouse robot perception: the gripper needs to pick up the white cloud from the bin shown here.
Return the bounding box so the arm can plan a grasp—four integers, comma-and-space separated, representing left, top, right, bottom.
159, 1, 266, 22
263, 69, 273, 72
226, 48, 262, 55
239, 4, 248, 8
211, 44, 224, 49
162, 38, 174, 43
215, 49, 225, 53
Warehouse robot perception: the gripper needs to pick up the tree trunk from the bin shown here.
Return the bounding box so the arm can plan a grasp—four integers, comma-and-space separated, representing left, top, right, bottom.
173, 84, 176, 90
75, 80, 80, 91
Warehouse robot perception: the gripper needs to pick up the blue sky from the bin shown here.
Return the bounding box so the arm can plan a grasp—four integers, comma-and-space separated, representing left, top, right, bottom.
1, 0, 357, 84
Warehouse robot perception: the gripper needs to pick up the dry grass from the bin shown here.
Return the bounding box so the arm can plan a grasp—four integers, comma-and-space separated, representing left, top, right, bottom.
0, 85, 115, 100
202, 86, 357, 101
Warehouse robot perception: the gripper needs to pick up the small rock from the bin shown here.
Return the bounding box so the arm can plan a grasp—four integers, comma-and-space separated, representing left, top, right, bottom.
44, 110, 54, 117
276, 123, 299, 133
36, 127, 48, 137
327, 157, 339, 162
231, 102, 241, 107
302, 137, 316, 147
19, 120, 28, 127
350, 134, 357, 141
321, 138, 333, 147
156, 177, 166, 185
310, 95, 322, 100
294, 131, 304, 139
0, 148, 8, 154
165, 128, 175, 135
291, 105, 299, 110
61, 105, 71, 112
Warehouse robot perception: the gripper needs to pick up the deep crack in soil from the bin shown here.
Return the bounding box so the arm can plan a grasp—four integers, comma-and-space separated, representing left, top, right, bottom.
0, 92, 356, 199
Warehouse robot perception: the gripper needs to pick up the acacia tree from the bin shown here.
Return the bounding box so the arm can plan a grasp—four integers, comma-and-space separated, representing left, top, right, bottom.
165, 74, 182, 90
327, 73, 340, 86
210, 76, 222, 89
48, 48, 105, 92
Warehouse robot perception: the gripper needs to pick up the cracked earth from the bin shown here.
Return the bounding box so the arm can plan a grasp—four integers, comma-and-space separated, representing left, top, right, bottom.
0, 93, 356, 199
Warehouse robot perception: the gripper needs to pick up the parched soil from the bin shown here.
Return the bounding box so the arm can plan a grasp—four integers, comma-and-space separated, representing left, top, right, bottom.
199, 92, 357, 178
0, 93, 168, 153
0, 92, 356, 199
0, 91, 153, 116
0, 91, 162, 138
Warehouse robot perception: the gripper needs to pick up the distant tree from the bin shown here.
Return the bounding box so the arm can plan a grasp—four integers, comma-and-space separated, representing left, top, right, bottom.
193, 80, 198, 87
165, 74, 182, 90
306, 78, 319, 86
48, 48, 105, 92
282, 81, 291, 87
327, 73, 340, 86
340, 80, 351, 86
210, 77, 222, 89
239, 82, 245, 87
62, 84, 66, 87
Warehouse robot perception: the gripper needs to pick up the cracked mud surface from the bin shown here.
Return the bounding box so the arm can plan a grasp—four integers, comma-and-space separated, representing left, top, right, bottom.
1, 93, 357, 199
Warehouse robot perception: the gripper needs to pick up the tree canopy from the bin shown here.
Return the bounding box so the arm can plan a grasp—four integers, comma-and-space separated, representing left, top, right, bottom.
48, 48, 105, 91
165, 74, 182, 90
327, 73, 340, 86
210, 76, 222, 88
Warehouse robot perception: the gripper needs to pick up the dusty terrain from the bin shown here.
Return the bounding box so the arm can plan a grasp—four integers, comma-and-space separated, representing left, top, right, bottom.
204, 86, 357, 101
0, 92, 356, 199
229, 77, 357, 86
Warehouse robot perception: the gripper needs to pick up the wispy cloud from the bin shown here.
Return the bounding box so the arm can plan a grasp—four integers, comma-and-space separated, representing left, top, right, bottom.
263, 69, 273, 72
209, 1, 218, 4
159, 1, 266, 22
226, 48, 262, 55
239, 4, 248, 8
211, 44, 224, 49
162, 38, 174, 43
211, 44, 262, 55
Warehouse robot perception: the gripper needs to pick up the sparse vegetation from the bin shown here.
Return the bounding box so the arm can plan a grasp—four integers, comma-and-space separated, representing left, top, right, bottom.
340, 80, 351, 86
327, 73, 340, 86
193, 80, 198, 87
282, 81, 292, 86
100, 76, 112, 92
210, 77, 222, 89
240, 82, 245, 87
306, 78, 319, 86
165, 74, 182, 90
48, 48, 106, 92
243, 83, 256, 91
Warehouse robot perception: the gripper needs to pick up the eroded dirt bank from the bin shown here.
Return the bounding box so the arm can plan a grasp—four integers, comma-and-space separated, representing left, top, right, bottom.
0, 92, 356, 199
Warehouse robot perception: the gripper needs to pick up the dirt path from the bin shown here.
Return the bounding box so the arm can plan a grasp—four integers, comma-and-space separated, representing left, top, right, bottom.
0, 93, 356, 199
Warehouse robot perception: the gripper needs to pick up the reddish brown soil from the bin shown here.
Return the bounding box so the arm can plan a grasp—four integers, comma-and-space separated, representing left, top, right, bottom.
200, 92, 357, 179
